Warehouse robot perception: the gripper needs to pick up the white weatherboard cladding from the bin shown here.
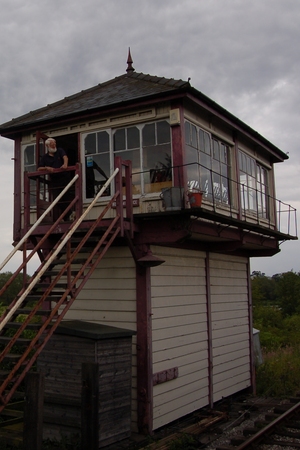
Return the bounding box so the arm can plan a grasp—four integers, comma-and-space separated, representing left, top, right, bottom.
150, 246, 209, 430
63, 246, 139, 430
209, 253, 251, 401
65, 246, 136, 329
64, 245, 251, 432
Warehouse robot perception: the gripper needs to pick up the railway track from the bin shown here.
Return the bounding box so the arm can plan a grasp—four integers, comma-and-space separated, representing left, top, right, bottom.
215, 397, 300, 449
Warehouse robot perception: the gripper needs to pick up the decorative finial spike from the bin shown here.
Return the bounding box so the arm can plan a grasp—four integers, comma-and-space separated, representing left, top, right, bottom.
126, 47, 135, 73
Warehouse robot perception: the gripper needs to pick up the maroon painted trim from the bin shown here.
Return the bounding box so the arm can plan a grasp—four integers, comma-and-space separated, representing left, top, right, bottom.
170, 102, 186, 189
205, 252, 213, 408
233, 133, 243, 221
136, 263, 153, 434
247, 260, 256, 394
13, 137, 22, 242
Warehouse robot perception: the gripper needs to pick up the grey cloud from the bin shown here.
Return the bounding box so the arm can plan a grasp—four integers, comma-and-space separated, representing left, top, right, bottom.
0, 0, 299, 275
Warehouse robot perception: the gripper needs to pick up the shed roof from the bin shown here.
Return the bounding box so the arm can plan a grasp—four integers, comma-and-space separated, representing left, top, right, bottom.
0, 68, 288, 161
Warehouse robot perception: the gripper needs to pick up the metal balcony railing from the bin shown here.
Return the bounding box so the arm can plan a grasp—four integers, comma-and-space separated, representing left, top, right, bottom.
22, 159, 297, 240
147, 161, 297, 239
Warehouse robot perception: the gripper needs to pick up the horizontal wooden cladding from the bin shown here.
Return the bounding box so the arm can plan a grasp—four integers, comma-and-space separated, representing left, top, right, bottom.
213, 374, 251, 402
209, 253, 251, 403
153, 374, 209, 430
150, 246, 208, 430
65, 247, 136, 329
213, 348, 250, 371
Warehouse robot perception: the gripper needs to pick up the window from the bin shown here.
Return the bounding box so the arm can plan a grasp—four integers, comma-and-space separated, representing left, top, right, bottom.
239, 150, 268, 218
82, 120, 172, 199
113, 126, 141, 194
185, 120, 230, 205
83, 130, 111, 198
23, 144, 36, 173
142, 121, 172, 193
23, 144, 38, 206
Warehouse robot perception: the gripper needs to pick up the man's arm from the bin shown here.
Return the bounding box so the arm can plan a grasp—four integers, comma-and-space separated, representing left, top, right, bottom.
61, 155, 68, 169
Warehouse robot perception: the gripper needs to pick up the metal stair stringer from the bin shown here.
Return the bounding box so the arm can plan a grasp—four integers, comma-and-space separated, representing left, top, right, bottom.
0, 214, 121, 411
0, 180, 124, 412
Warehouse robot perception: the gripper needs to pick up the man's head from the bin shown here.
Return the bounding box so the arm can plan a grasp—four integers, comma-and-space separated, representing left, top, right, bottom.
45, 138, 57, 154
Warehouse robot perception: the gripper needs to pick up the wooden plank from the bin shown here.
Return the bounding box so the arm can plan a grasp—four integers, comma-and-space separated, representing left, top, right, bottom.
23, 371, 45, 450
152, 327, 207, 343
81, 363, 99, 450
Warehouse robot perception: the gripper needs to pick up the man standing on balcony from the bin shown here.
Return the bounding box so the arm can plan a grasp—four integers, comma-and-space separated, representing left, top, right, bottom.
38, 138, 70, 221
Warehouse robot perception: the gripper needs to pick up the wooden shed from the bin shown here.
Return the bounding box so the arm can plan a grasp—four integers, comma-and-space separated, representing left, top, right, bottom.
37, 320, 135, 447
0, 51, 297, 440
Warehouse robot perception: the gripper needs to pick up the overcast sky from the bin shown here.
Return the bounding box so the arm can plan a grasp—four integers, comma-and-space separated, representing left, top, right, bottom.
0, 0, 299, 276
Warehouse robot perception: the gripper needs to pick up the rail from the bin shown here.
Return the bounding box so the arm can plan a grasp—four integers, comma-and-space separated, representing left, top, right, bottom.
0, 173, 79, 272
0, 168, 119, 332
147, 161, 298, 238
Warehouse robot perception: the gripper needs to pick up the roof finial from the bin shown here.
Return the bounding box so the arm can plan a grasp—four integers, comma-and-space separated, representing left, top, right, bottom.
126, 47, 135, 73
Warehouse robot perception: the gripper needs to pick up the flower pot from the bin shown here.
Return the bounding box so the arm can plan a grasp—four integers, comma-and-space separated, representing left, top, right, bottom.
188, 191, 203, 208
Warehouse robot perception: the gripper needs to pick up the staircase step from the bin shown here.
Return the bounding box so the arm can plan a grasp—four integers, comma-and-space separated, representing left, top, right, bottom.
0, 336, 33, 345
25, 295, 63, 302
2, 353, 23, 363
5, 322, 41, 330
33, 282, 67, 289
0, 370, 12, 382
15, 309, 52, 316
43, 270, 79, 277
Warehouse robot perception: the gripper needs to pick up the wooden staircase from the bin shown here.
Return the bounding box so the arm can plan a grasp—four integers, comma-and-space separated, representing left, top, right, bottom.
0, 160, 133, 415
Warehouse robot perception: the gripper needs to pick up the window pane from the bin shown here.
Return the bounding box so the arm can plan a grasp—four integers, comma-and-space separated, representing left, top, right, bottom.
85, 154, 110, 198
191, 124, 197, 148
127, 126, 140, 149
185, 121, 231, 205
251, 159, 256, 177
185, 121, 190, 145
24, 145, 35, 166
143, 123, 155, 146
201, 152, 211, 170
119, 149, 141, 194
213, 139, 220, 161
221, 176, 229, 203
114, 129, 126, 151
157, 121, 170, 144
220, 143, 228, 164
84, 133, 96, 155
97, 131, 109, 153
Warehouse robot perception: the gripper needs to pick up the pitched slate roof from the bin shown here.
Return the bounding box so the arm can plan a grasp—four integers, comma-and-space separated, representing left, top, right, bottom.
0, 72, 189, 133
0, 68, 288, 161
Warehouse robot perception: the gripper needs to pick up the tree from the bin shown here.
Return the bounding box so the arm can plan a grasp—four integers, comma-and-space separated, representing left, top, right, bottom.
0, 272, 25, 306
275, 271, 300, 316
251, 271, 276, 306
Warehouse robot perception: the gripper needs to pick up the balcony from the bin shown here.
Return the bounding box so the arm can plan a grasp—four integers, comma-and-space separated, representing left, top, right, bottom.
23, 161, 297, 242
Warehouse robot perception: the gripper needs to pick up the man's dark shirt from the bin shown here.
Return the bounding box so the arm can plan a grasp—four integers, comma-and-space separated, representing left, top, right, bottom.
39, 148, 68, 186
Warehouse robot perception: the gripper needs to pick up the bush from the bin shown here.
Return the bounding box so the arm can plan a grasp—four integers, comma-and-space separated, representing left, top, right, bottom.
256, 346, 300, 397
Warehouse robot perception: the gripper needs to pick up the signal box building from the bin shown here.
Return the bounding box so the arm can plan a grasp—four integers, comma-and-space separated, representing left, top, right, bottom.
0, 54, 297, 439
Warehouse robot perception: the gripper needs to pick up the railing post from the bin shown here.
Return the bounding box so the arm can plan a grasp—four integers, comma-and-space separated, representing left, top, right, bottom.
114, 156, 124, 236
124, 159, 134, 238
24, 172, 31, 230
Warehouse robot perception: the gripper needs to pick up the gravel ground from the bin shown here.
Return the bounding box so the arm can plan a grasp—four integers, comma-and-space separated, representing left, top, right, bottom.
203, 397, 299, 450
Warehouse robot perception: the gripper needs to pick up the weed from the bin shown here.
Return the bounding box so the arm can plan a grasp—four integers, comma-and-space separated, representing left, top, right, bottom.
167, 433, 199, 450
